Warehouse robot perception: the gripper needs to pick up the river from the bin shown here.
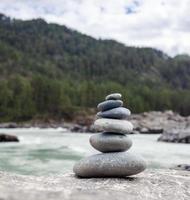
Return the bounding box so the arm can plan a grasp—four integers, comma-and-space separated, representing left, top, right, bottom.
0, 128, 189, 176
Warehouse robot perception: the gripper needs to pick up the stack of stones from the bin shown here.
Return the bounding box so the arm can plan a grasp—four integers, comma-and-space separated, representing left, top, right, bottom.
73, 93, 146, 178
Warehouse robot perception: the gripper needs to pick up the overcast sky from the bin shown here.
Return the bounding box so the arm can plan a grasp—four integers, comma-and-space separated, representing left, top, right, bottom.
0, 0, 189, 56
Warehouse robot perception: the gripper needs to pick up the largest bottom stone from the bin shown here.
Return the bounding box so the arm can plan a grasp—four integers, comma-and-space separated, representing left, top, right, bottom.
73, 152, 146, 178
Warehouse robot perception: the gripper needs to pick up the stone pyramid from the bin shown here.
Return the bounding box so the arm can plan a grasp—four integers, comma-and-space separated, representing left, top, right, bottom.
73, 93, 146, 178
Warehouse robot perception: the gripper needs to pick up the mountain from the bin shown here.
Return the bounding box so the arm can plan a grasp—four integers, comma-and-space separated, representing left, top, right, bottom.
0, 13, 190, 121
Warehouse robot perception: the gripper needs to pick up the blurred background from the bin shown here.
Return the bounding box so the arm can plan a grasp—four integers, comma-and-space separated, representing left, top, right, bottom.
0, 0, 189, 176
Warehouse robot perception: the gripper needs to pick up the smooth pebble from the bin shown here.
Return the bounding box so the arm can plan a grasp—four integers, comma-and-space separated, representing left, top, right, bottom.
97, 107, 131, 119
90, 132, 132, 153
73, 152, 146, 178
105, 93, 122, 100
97, 100, 123, 111
94, 118, 133, 134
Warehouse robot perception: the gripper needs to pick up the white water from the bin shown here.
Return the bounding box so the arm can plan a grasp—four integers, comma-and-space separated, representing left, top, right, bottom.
0, 128, 190, 176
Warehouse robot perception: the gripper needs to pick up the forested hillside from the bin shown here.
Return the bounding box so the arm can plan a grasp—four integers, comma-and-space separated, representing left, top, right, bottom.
0, 13, 190, 122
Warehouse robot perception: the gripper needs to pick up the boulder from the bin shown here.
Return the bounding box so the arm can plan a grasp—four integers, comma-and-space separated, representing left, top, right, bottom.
158, 129, 190, 143
0, 122, 18, 128
70, 124, 97, 133
0, 134, 19, 142
138, 127, 163, 134
175, 164, 190, 171
70, 124, 85, 133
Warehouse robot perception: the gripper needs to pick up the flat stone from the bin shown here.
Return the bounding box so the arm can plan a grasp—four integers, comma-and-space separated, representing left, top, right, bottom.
73, 152, 146, 178
97, 100, 123, 111
90, 132, 132, 152
105, 93, 122, 100
94, 118, 133, 134
97, 107, 131, 119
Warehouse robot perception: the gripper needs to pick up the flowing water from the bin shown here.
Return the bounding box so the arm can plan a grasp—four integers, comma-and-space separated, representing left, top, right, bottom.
0, 128, 190, 176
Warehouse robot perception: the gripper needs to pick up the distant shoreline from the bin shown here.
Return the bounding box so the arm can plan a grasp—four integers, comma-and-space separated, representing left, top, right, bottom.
0, 110, 190, 133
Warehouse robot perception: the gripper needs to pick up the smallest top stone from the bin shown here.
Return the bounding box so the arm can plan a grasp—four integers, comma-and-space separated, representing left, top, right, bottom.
106, 93, 122, 101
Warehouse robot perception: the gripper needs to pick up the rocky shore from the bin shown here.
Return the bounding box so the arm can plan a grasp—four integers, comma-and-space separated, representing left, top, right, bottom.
0, 110, 190, 143
130, 111, 190, 133
130, 111, 190, 143
0, 170, 189, 200
0, 110, 189, 131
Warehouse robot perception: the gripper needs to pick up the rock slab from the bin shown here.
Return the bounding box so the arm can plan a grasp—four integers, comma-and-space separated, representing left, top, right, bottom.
73, 152, 146, 178
0, 170, 189, 200
90, 132, 132, 152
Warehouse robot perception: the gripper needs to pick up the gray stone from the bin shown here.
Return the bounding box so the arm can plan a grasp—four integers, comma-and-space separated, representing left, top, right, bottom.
90, 132, 132, 152
97, 107, 131, 119
97, 100, 123, 111
73, 152, 146, 178
158, 129, 190, 143
94, 118, 133, 134
105, 93, 122, 100
0, 134, 19, 142
176, 164, 190, 171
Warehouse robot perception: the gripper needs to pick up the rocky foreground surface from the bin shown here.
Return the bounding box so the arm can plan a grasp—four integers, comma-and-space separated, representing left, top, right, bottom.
0, 170, 189, 200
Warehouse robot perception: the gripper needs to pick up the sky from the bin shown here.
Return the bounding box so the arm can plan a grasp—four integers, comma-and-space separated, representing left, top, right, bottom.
0, 0, 189, 56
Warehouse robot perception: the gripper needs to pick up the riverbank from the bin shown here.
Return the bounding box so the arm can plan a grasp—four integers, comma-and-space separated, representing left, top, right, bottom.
1, 110, 190, 143
1, 110, 190, 132
0, 169, 189, 200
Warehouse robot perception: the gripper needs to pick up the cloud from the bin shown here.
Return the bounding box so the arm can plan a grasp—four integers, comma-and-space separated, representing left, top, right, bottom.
0, 0, 189, 56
